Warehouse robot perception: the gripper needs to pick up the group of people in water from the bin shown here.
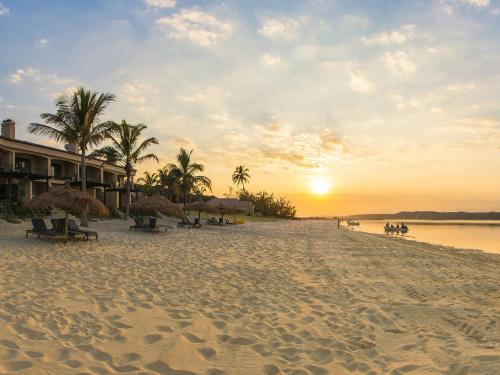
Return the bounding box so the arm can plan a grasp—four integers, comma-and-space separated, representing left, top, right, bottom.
385, 222, 408, 230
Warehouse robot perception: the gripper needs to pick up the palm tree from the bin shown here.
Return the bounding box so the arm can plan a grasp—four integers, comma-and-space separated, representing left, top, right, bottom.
157, 166, 180, 201
137, 172, 159, 197
29, 87, 115, 226
168, 148, 212, 206
232, 165, 250, 191
90, 121, 158, 219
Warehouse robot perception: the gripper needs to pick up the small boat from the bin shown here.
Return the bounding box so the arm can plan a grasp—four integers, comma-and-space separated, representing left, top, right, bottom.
347, 219, 360, 226
384, 226, 408, 233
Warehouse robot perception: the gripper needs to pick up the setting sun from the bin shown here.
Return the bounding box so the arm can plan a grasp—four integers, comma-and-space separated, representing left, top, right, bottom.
309, 178, 331, 195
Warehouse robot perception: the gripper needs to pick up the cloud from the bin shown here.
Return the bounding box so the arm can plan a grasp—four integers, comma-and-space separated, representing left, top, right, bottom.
157, 7, 234, 46
362, 24, 416, 45
349, 69, 375, 93
260, 53, 282, 67
460, 0, 490, 7
0, 2, 9, 15
35, 38, 49, 48
8, 67, 42, 84
253, 123, 348, 170
343, 15, 370, 29
144, 0, 176, 8
258, 16, 303, 40
384, 51, 416, 74
446, 82, 476, 93
489, 8, 500, 15
8, 66, 73, 85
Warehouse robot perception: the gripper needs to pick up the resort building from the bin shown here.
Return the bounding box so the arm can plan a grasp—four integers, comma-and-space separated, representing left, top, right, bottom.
0, 119, 135, 208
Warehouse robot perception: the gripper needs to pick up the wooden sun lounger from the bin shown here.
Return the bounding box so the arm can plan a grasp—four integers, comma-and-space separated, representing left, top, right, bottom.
130, 216, 166, 233
26, 218, 68, 241
68, 219, 99, 240
50, 219, 86, 240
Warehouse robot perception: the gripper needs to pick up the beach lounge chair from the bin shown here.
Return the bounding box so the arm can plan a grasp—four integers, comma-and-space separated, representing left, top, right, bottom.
50, 219, 86, 241
67, 219, 98, 241
225, 218, 237, 225
178, 215, 201, 228
130, 216, 166, 233
26, 218, 68, 241
207, 217, 224, 226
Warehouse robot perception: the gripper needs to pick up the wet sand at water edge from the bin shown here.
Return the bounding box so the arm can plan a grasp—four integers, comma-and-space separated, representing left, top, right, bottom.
0, 219, 499, 374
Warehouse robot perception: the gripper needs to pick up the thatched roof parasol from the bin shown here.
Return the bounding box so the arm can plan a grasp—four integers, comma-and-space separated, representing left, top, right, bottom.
27, 184, 109, 235
130, 194, 183, 218
185, 201, 219, 219
215, 204, 245, 221
27, 184, 109, 218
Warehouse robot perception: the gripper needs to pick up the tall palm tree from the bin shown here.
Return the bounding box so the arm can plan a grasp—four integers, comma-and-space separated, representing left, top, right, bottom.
168, 148, 212, 206
90, 121, 158, 219
29, 87, 115, 226
137, 172, 159, 197
232, 165, 250, 191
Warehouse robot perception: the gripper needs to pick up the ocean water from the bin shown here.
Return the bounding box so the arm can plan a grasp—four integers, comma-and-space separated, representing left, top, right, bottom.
346, 220, 500, 254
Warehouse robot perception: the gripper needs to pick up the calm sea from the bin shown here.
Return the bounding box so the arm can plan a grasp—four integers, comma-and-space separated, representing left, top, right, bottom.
346, 220, 500, 254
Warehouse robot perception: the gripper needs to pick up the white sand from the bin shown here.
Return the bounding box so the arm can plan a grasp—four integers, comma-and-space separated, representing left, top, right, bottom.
0, 218, 499, 374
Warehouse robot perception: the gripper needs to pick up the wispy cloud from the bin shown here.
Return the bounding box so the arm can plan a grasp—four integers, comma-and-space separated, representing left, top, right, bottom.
460, 0, 490, 7
362, 24, 416, 45
384, 51, 417, 74
144, 0, 176, 9
260, 53, 283, 67
156, 7, 234, 46
348, 69, 375, 93
35, 38, 49, 48
258, 16, 304, 40
0, 1, 9, 15
8, 66, 74, 85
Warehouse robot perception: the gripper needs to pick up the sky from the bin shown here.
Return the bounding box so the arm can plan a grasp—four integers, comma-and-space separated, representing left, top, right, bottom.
1, 0, 500, 216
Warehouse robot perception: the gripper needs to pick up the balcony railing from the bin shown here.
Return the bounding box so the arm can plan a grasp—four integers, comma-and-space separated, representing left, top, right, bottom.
0, 163, 51, 179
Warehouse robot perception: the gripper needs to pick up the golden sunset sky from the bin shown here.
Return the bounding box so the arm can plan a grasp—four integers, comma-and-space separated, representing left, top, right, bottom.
1, 0, 499, 216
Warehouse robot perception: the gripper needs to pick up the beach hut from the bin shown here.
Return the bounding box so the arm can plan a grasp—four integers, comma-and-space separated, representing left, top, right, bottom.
184, 201, 219, 221
27, 183, 109, 236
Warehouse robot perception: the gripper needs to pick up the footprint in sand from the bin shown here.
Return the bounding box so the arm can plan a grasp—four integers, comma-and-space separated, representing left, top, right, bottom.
143, 334, 164, 344
263, 364, 281, 375
207, 369, 226, 375
228, 337, 255, 345
176, 321, 193, 329
182, 333, 205, 343
198, 347, 216, 360
0, 348, 18, 361
156, 325, 174, 333
65, 359, 83, 368
306, 348, 333, 364
0, 360, 33, 372
146, 360, 198, 375
25, 350, 44, 358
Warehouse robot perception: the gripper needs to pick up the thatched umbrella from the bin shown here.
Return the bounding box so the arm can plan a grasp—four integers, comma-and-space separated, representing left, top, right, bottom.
216, 204, 245, 223
184, 201, 219, 220
27, 183, 109, 236
130, 194, 183, 218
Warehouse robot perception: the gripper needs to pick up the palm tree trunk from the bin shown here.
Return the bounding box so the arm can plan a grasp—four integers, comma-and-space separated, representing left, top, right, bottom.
80, 148, 88, 227
124, 164, 132, 220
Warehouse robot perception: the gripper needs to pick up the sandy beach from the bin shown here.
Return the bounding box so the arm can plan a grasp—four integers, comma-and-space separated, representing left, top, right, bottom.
0, 219, 499, 374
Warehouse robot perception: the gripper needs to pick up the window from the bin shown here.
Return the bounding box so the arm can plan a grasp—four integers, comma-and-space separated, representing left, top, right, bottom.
15, 158, 31, 173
